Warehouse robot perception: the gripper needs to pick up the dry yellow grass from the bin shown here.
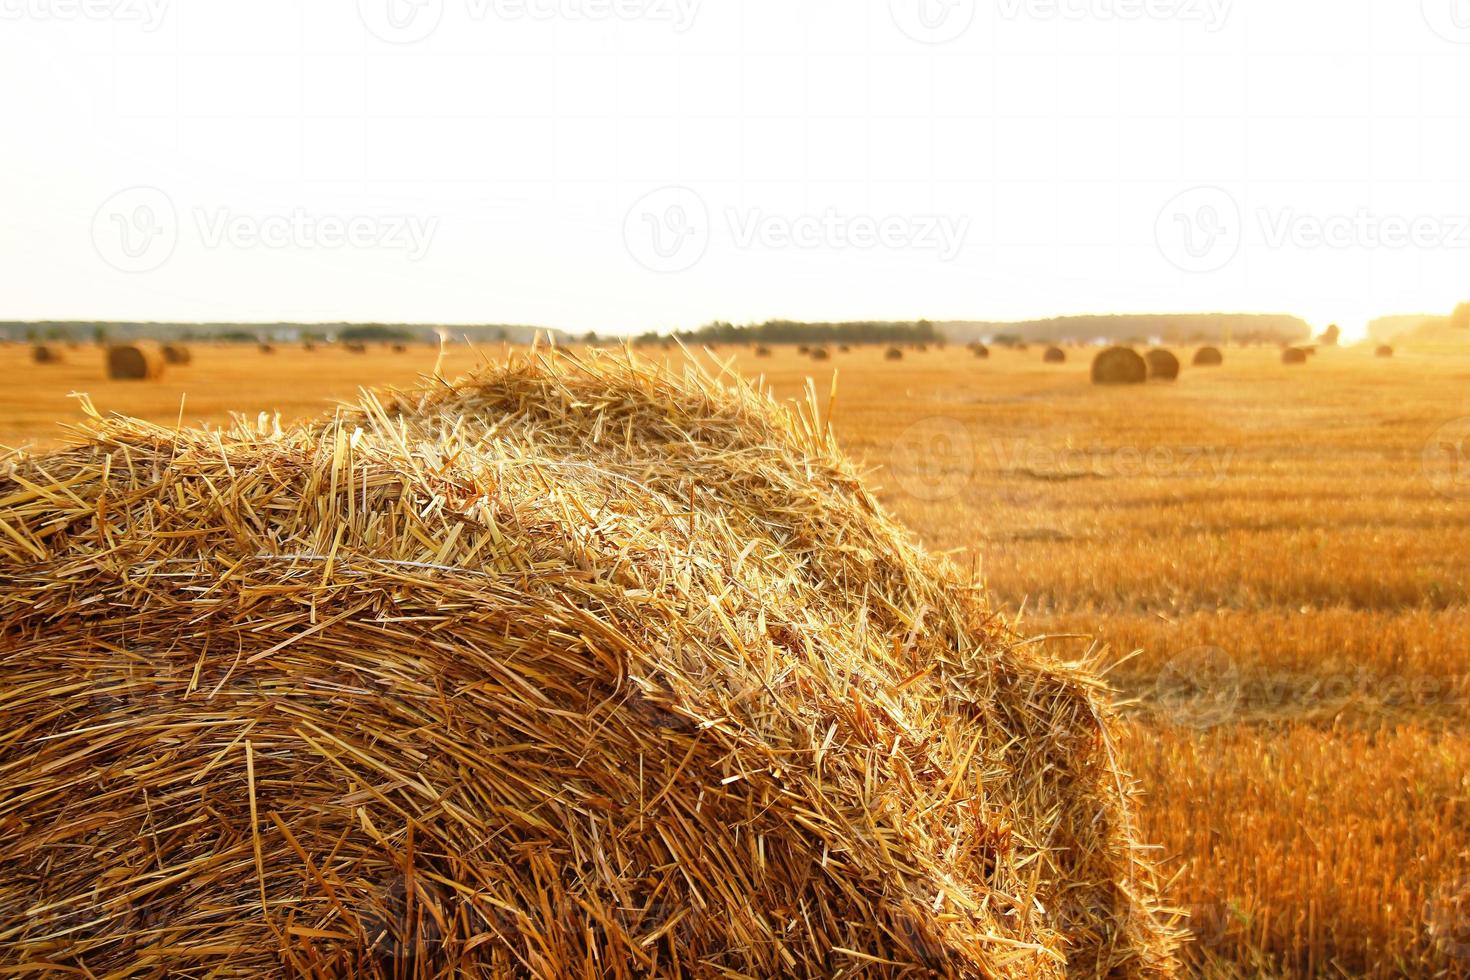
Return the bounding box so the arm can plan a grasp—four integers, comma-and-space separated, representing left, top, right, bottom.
3, 339, 1469, 976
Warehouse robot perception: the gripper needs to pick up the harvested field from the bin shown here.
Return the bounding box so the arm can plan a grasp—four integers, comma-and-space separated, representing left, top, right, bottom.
1, 341, 1468, 977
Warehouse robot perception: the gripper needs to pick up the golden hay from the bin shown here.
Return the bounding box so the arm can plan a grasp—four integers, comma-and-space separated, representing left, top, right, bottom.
1091, 347, 1147, 386
809, 347, 831, 361
971, 343, 990, 359
885, 346, 904, 361
1144, 350, 1180, 381
1043, 346, 1067, 364
0, 351, 1177, 977
1191, 347, 1223, 367
104, 343, 165, 380
1375, 345, 1394, 359
1282, 347, 1309, 365
161, 343, 192, 365
30, 344, 63, 364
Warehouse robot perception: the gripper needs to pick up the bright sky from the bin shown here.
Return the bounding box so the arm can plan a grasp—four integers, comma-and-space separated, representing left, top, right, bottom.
3, 0, 1469, 340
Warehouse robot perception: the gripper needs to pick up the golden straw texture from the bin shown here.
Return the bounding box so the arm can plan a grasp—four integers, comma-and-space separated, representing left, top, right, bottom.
0, 348, 1178, 977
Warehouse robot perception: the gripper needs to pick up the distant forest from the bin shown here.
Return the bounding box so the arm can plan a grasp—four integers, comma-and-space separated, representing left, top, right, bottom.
0, 322, 560, 344
935, 314, 1313, 345
672, 320, 944, 345
669, 314, 1313, 346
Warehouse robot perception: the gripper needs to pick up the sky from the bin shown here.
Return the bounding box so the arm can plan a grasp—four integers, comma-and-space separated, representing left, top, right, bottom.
3, 0, 1470, 341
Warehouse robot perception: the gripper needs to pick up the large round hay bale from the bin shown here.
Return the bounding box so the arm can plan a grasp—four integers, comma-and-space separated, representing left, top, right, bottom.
258, 343, 276, 355
1282, 347, 1308, 365
1145, 349, 1180, 381
0, 353, 1177, 976
796, 344, 810, 355
754, 345, 772, 358
161, 344, 192, 365
1375, 345, 1394, 359
1043, 345, 1066, 363
105, 344, 164, 380
884, 346, 904, 361
809, 347, 831, 361
345, 341, 368, 354
1192, 346, 1223, 366
1091, 346, 1148, 385
31, 344, 63, 364
971, 343, 990, 359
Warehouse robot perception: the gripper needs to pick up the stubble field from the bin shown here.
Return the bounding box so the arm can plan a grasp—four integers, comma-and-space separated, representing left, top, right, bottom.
3, 340, 1468, 977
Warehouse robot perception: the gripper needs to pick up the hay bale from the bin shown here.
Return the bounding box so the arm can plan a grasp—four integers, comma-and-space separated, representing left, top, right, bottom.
1375, 345, 1394, 358
1043, 345, 1066, 364
1145, 349, 1180, 381
0, 352, 1177, 976
161, 344, 192, 365
971, 343, 990, 359
31, 344, 63, 364
754, 345, 772, 358
258, 343, 276, 355
796, 344, 810, 355
345, 341, 368, 354
391, 343, 408, 354
1192, 346, 1223, 367
838, 344, 851, 353
1282, 347, 1309, 365
105, 344, 164, 380
1091, 346, 1147, 385
885, 346, 904, 361
809, 347, 831, 361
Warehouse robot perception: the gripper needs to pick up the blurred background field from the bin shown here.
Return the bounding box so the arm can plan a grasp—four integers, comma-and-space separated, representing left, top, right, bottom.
4, 340, 1468, 977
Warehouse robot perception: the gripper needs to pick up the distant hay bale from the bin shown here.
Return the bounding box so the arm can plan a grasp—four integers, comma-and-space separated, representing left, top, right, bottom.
885, 346, 904, 361
1091, 346, 1148, 385
258, 343, 276, 355
1145, 349, 1180, 381
31, 344, 63, 364
838, 344, 851, 353
345, 342, 368, 354
754, 345, 772, 358
914, 343, 929, 353
971, 343, 990, 359
1043, 345, 1066, 364
0, 352, 1179, 975
303, 341, 317, 352
1282, 347, 1309, 365
796, 344, 810, 355
809, 347, 831, 361
1375, 345, 1394, 358
161, 344, 192, 365
391, 343, 408, 353
105, 344, 164, 381
1192, 346, 1224, 367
